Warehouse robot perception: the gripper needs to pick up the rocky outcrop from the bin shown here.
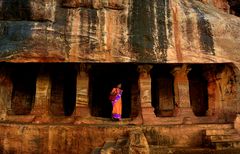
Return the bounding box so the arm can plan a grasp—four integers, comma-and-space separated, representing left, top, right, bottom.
0, 0, 239, 68
128, 129, 150, 154
199, 0, 230, 12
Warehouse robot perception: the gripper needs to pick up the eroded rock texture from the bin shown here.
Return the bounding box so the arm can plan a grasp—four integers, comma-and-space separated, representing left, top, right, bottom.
0, 0, 239, 67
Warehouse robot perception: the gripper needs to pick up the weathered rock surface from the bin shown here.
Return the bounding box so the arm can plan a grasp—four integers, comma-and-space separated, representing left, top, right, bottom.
0, 0, 239, 68
1, 1, 240, 154
0, 123, 237, 153
199, 0, 230, 12
128, 129, 149, 154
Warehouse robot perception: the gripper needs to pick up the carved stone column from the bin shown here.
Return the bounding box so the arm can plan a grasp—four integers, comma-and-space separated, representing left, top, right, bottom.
203, 70, 218, 117
0, 69, 12, 120
31, 70, 51, 117
138, 65, 155, 124
171, 64, 194, 118
75, 64, 91, 118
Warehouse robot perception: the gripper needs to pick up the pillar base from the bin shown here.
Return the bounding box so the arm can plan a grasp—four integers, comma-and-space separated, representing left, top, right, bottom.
234, 114, 240, 133
174, 107, 195, 117
0, 113, 6, 121
75, 106, 91, 118
142, 107, 157, 124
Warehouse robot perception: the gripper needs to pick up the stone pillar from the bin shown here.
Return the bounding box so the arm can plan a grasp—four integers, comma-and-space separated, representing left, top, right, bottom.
171, 64, 194, 118
138, 65, 155, 124
0, 70, 12, 120
203, 71, 218, 117
31, 70, 51, 117
75, 64, 91, 118
234, 114, 240, 133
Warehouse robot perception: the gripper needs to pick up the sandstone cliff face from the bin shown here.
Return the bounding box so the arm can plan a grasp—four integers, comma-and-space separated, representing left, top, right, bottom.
199, 0, 230, 12
0, 0, 239, 67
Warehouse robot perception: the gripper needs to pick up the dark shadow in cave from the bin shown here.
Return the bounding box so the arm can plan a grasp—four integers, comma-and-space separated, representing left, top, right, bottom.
151, 64, 175, 117
89, 64, 138, 119
227, 0, 240, 16
188, 65, 208, 116
11, 63, 39, 115
2, 0, 32, 20
50, 64, 77, 116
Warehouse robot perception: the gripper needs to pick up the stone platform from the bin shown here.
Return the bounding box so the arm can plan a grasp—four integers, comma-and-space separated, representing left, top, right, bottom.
0, 122, 239, 154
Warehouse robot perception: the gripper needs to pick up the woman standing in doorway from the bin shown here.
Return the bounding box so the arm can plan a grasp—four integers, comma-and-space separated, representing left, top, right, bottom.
109, 83, 123, 121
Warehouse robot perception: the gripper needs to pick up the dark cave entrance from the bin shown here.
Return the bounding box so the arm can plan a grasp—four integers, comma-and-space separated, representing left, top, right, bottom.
227, 0, 240, 16
11, 64, 38, 115
89, 64, 138, 119
49, 64, 77, 116
188, 65, 209, 116
151, 65, 175, 117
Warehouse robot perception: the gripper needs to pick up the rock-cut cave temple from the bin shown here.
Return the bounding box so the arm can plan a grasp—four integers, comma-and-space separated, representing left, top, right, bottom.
0, 0, 240, 153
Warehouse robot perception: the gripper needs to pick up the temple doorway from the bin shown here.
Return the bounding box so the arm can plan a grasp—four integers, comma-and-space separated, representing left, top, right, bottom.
188, 65, 208, 116
11, 64, 38, 115
49, 64, 77, 116
151, 65, 175, 117
89, 64, 138, 119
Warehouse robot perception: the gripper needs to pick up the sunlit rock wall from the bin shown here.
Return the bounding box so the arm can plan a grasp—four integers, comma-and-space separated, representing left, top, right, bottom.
0, 124, 223, 153
0, 0, 239, 67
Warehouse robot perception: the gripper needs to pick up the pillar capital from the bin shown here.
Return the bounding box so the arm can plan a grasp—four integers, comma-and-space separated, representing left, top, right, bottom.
138, 65, 153, 78
79, 63, 91, 72
78, 64, 91, 77
171, 64, 191, 79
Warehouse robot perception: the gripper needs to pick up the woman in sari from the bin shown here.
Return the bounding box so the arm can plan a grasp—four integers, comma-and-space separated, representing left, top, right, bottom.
109, 83, 123, 121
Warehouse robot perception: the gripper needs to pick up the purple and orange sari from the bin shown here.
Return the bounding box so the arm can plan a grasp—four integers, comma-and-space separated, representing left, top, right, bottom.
110, 88, 123, 120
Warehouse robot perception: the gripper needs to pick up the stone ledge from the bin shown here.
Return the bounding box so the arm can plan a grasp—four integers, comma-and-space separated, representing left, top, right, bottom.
32, 116, 75, 124
5, 115, 35, 123
74, 116, 141, 125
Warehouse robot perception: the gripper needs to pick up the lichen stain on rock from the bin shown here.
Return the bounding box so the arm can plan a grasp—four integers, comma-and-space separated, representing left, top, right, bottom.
0, 22, 32, 58
143, 127, 175, 146
156, 0, 170, 63
180, 0, 194, 49
1, 0, 31, 20
128, 0, 170, 62
190, 0, 215, 55
128, 0, 154, 62
1, 0, 55, 22
79, 8, 99, 53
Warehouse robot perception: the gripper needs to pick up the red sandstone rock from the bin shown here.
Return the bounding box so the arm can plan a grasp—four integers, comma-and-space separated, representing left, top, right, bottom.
0, 0, 239, 69
0, 1, 240, 153
128, 129, 150, 154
